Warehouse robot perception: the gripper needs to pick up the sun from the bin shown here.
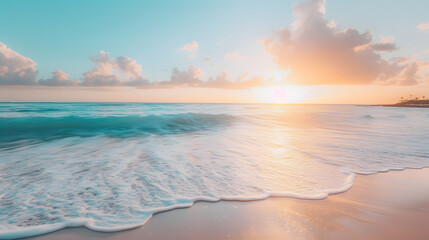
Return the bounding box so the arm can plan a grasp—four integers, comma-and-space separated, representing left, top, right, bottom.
252, 85, 308, 104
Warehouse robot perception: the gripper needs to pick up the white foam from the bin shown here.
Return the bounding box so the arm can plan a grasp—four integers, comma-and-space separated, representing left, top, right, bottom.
0, 103, 428, 239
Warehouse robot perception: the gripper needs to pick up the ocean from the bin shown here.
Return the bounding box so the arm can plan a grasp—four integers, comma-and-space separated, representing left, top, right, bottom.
0, 102, 428, 239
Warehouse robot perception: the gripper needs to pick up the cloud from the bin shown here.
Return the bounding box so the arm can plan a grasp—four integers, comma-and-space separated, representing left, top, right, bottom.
417, 22, 429, 31
82, 51, 121, 86
205, 71, 230, 87
371, 42, 397, 52
0, 43, 265, 89
144, 67, 267, 89
205, 71, 266, 89
0, 42, 38, 85
376, 58, 423, 86
0, 42, 267, 89
116, 56, 143, 78
263, 0, 426, 86
82, 51, 147, 86
188, 53, 196, 59
38, 70, 78, 86
177, 41, 198, 52
371, 35, 397, 52
396, 62, 420, 86
371, 43, 397, 52
156, 65, 204, 87
0, 42, 79, 87
204, 55, 211, 62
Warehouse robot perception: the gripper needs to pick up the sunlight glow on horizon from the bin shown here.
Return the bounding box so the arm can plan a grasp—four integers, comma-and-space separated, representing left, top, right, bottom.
0, 0, 428, 103
252, 85, 309, 104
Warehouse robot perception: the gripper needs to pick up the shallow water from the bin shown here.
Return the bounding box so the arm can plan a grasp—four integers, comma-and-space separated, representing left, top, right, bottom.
0, 103, 428, 239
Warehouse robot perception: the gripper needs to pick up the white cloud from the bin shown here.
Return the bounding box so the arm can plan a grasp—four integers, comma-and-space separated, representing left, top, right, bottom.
177, 41, 198, 52
157, 65, 204, 87
146, 67, 267, 89
39, 70, 78, 86
263, 0, 426, 86
417, 22, 429, 31
0, 42, 268, 89
0, 43, 266, 89
371, 42, 397, 52
82, 51, 146, 86
0, 42, 38, 85
371, 35, 397, 52
116, 56, 142, 78
205, 71, 266, 89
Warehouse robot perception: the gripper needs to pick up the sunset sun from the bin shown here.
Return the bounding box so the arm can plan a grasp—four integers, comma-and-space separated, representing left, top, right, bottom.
252, 85, 308, 104
1, 0, 429, 239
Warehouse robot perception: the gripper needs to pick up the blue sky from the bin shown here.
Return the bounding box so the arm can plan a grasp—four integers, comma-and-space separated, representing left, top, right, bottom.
1, 0, 427, 81
0, 0, 291, 80
0, 0, 428, 103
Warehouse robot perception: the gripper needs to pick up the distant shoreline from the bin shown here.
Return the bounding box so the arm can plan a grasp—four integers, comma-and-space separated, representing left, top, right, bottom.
378, 99, 429, 108
356, 104, 429, 108
380, 104, 429, 108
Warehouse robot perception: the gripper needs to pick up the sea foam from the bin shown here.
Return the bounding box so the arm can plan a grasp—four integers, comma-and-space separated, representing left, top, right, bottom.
0, 103, 428, 239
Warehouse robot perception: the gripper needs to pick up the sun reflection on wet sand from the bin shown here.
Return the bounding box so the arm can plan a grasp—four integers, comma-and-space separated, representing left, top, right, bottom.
31, 168, 429, 240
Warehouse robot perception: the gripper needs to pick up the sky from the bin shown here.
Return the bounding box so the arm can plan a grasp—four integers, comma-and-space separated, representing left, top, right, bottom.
0, 0, 428, 104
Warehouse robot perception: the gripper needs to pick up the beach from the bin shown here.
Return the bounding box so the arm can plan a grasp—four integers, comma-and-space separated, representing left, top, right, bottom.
27, 168, 429, 240
1, 103, 429, 239
2, 0, 429, 238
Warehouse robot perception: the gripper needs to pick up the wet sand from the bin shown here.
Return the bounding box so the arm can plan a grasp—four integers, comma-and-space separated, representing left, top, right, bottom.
28, 168, 429, 240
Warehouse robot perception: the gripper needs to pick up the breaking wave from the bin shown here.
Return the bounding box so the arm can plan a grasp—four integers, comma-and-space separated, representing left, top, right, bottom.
0, 103, 428, 239
0, 113, 236, 143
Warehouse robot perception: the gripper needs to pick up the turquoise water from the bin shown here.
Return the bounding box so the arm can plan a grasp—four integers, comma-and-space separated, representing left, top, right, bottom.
0, 103, 428, 239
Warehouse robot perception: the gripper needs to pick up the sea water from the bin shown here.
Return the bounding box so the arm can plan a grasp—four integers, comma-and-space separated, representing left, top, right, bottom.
0, 103, 428, 239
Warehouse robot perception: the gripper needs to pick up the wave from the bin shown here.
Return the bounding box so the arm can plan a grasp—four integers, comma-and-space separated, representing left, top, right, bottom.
0, 113, 237, 144
362, 114, 375, 119
15, 108, 62, 113
1, 103, 429, 239
0, 173, 357, 240
3, 164, 429, 239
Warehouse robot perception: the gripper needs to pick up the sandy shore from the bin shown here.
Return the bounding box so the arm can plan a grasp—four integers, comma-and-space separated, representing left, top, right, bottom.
27, 168, 429, 240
